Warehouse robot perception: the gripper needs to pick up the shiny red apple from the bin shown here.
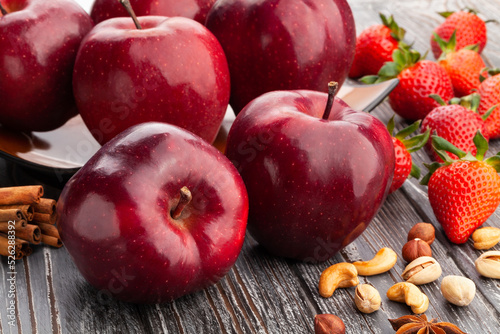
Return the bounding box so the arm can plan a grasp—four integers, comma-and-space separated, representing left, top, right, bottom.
0, 0, 93, 131
73, 6, 230, 145
57, 122, 248, 303
90, 0, 215, 25
205, 0, 356, 114
225, 84, 394, 262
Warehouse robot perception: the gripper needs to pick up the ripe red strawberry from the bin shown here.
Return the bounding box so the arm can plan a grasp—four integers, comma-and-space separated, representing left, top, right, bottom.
387, 116, 429, 193
363, 47, 454, 121
477, 69, 500, 138
430, 10, 487, 59
422, 133, 500, 244
434, 31, 486, 97
349, 14, 405, 79
421, 94, 489, 162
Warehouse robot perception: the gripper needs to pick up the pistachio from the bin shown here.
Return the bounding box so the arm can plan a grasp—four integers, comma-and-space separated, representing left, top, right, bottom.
440, 275, 476, 306
472, 227, 500, 250
354, 284, 381, 314
402, 256, 442, 285
475, 251, 500, 279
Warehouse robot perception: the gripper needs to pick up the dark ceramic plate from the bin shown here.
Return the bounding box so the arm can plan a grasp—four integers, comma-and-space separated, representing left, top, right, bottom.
0, 79, 398, 177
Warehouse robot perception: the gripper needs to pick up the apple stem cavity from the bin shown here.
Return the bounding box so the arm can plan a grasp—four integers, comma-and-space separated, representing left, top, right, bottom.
171, 186, 192, 220
119, 0, 142, 29
0, 3, 8, 16
322, 81, 339, 120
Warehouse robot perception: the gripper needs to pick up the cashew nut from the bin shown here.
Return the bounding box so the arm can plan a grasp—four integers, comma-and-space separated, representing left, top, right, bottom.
353, 247, 398, 276
387, 282, 429, 314
318, 262, 359, 298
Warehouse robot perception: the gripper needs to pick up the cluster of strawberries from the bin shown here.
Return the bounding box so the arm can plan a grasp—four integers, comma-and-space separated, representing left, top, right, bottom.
350, 11, 500, 245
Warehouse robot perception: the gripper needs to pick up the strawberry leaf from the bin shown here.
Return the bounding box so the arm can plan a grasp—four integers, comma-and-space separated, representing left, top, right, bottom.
410, 162, 421, 179
380, 13, 406, 41
421, 162, 442, 185
360, 75, 379, 84
395, 120, 420, 139
387, 115, 395, 135
433, 30, 457, 58
482, 105, 498, 121
438, 11, 455, 18
473, 131, 488, 160
429, 94, 447, 106
405, 130, 431, 153
485, 154, 500, 173
432, 135, 467, 160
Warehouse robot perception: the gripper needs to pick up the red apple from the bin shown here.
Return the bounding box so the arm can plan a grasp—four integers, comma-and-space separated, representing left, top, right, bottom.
0, 0, 93, 131
225, 84, 394, 262
73, 6, 230, 145
91, 0, 216, 25
205, 0, 356, 114
57, 122, 249, 303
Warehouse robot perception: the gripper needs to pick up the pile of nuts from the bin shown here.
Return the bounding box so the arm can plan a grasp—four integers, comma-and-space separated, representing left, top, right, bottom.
314, 222, 500, 333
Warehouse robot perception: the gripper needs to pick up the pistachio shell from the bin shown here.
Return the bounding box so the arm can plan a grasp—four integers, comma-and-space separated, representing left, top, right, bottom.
475, 251, 500, 279
440, 275, 476, 306
402, 256, 442, 285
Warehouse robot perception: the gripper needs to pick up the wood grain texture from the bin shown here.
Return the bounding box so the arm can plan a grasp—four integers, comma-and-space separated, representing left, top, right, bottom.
1, 0, 500, 333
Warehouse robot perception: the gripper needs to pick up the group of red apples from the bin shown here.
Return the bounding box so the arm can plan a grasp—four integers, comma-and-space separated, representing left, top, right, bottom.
0, 0, 496, 304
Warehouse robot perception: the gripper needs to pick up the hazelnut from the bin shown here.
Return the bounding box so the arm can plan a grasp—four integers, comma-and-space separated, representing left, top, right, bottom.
402, 238, 432, 262
314, 314, 345, 334
407, 222, 435, 245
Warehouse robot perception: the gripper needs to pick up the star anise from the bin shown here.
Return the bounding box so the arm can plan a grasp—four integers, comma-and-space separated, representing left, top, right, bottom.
388, 314, 467, 334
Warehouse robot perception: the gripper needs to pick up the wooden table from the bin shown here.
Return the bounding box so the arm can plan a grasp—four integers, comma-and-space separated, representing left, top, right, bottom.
1, 0, 500, 333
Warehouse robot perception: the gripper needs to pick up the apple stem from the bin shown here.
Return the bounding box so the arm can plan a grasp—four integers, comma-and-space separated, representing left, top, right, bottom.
322, 81, 339, 120
0, 3, 7, 15
119, 0, 142, 29
171, 186, 192, 220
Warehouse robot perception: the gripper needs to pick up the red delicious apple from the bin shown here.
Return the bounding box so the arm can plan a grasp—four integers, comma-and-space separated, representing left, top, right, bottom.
57, 122, 249, 303
73, 3, 230, 145
205, 0, 356, 114
91, 0, 216, 25
225, 83, 395, 262
0, 0, 93, 131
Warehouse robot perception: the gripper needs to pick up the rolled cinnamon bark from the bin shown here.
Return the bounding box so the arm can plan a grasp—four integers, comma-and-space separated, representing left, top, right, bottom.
0, 208, 25, 221
33, 198, 57, 214
32, 211, 56, 225
0, 220, 27, 233
37, 223, 60, 238
0, 234, 24, 259
0, 205, 34, 221
0, 185, 43, 205
41, 235, 63, 248
15, 224, 41, 244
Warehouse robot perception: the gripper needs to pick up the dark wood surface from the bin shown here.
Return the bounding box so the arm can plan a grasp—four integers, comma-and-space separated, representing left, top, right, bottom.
2, 0, 500, 333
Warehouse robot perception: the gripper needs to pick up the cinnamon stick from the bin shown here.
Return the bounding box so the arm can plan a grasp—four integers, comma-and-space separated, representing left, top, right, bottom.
15, 237, 31, 256
0, 234, 24, 259
37, 223, 60, 238
41, 235, 62, 248
0, 208, 26, 221
0, 219, 27, 232
15, 224, 41, 244
0, 205, 34, 221
33, 198, 56, 214
32, 211, 56, 225
0, 185, 43, 205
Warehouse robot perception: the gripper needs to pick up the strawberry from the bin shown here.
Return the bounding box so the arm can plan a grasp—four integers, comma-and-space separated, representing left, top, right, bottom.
477, 68, 500, 138
387, 116, 429, 193
434, 31, 486, 97
421, 133, 500, 244
430, 10, 487, 59
421, 94, 489, 162
349, 14, 405, 79
363, 46, 454, 121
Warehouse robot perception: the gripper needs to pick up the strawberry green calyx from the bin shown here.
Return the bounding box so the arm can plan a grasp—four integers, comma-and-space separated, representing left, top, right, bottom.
380, 13, 406, 41
438, 8, 478, 18
362, 46, 422, 84
421, 131, 499, 185
387, 116, 430, 178
430, 93, 495, 120
433, 30, 480, 60
479, 67, 500, 82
